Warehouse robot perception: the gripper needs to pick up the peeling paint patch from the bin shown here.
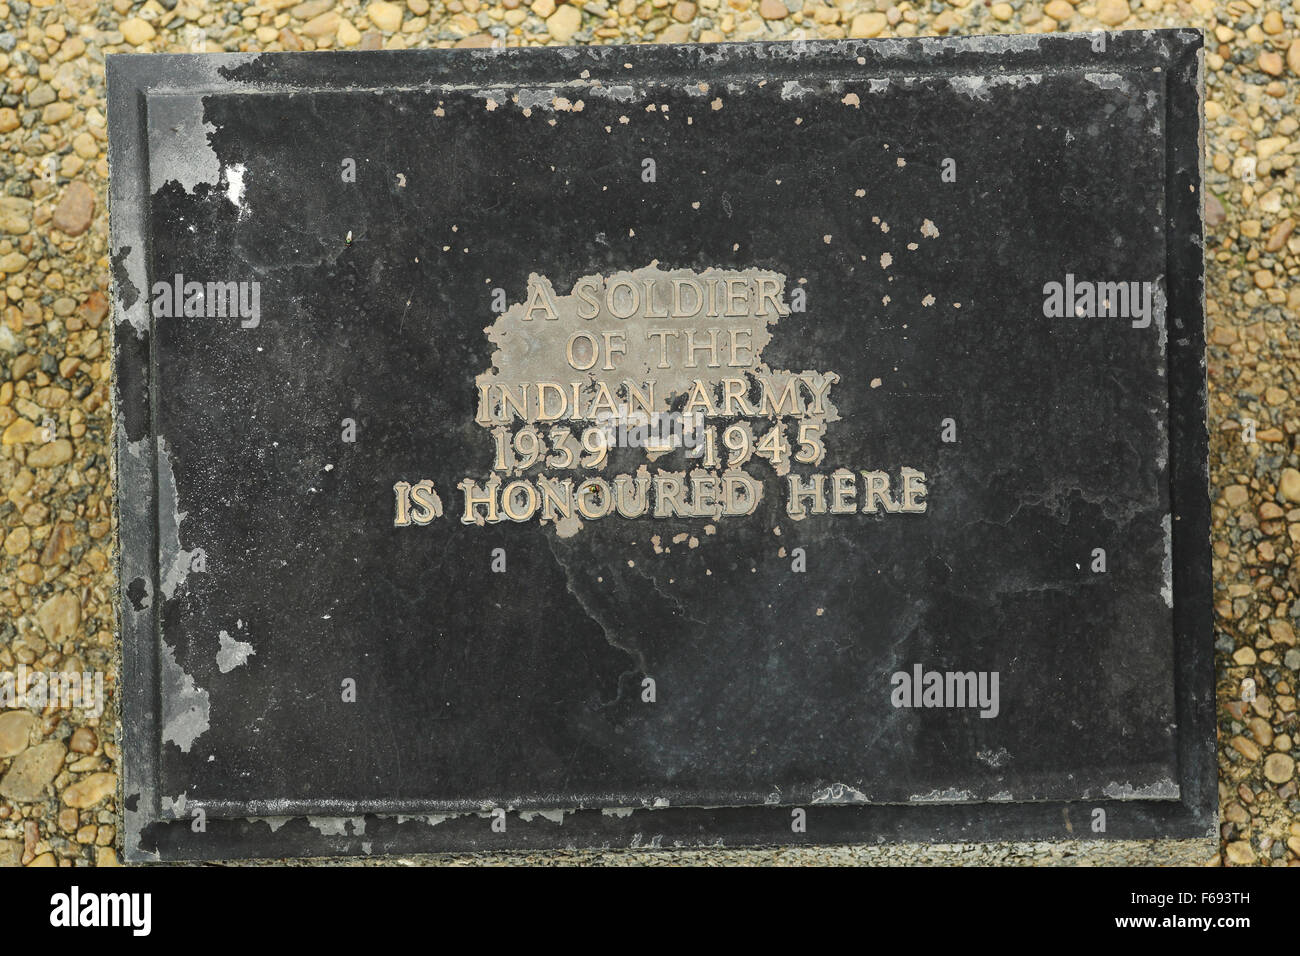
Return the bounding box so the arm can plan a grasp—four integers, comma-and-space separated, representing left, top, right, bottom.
947, 73, 1042, 101
307, 816, 366, 836
216, 629, 255, 673
157, 437, 201, 601
124, 791, 160, 862
519, 809, 567, 824
250, 817, 290, 833
1161, 513, 1174, 608
160, 640, 210, 754
1102, 779, 1180, 800
909, 788, 972, 803
1084, 72, 1131, 92
111, 244, 148, 335
976, 748, 1010, 768
148, 93, 220, 194
395, 814, 451, 826
224, 162, 247, 214
810, 783, 868, 804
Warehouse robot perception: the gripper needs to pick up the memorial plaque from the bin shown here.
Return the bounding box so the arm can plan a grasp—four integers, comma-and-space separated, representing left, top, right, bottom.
109, 30, 1212, 861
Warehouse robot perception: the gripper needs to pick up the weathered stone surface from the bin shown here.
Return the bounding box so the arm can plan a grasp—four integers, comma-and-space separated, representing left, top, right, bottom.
111, 33, 1209, 861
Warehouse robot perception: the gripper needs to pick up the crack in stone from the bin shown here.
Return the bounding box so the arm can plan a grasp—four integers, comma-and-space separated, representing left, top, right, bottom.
541, 533, 648, 703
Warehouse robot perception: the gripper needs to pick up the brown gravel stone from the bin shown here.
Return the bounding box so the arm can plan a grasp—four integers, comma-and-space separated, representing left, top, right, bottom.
0, 840, 21, 867
1225, 840, 1255, 865
11, 354, 38, 380
1205, 193, 1226, 227
28, 439, 73, 467
39, 521, 75, 567
1096, 0, 1130, 25
1248, 717, 1273, 747
301, 11, 341, 36
51, 181, 95, 237
1231, 735, 1261, 761
0, 711, 36, 758
76, 290, 109, 328
69, 727, 97, 755
3, 525, 31, 555
1281, 468, 1300, 503
0, 741, 66, 802
1044, 0, 1073, 21
62, 772, 116, 809
1269, 619, 1296, 645
1224, 801, 1249, 824
1264, 753, 1296, 784
0, 197, 32, 235
35, 591, 81, 642
291, 0, 334, 17
1259, 51, 1284, 77
1266, 219, 1295, 253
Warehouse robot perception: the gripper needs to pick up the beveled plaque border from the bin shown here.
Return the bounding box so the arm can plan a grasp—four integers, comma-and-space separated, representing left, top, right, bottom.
109, 30, 1212, 862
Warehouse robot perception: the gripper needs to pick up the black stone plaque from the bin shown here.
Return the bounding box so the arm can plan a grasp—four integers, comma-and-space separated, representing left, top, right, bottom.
109, 31, 1211, 862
